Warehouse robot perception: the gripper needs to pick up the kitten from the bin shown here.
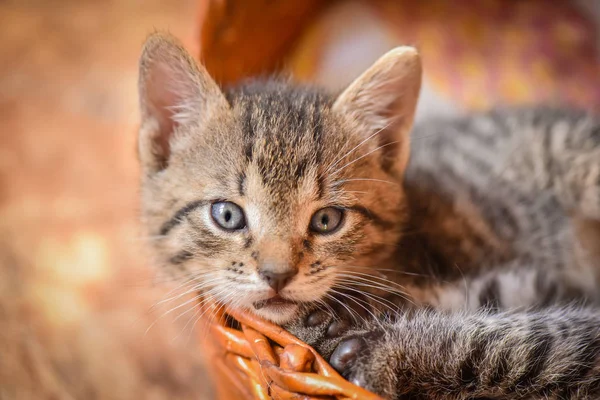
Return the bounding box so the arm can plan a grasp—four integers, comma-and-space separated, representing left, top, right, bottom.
138, 33, 600, 399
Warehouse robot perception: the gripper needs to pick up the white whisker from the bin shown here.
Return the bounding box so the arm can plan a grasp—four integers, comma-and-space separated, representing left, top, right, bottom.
330, 141, 400, 178
328, 289, 384, 329
336, 177, 399, 186
326, 119, 396, 173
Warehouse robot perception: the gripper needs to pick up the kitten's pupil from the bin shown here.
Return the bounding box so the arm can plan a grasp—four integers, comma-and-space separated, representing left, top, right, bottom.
321, 215, 329, 227
224, 211, 232, 222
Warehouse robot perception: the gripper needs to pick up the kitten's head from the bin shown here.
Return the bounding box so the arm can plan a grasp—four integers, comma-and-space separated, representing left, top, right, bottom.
138, 33, 421, 323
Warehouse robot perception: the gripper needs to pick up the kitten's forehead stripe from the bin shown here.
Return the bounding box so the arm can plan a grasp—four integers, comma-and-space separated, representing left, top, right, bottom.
227, 81, 331, 204
295, 159, 308, 180
241, 99, 255, 162
237, 172, 246, 196
316, 174, 325, 200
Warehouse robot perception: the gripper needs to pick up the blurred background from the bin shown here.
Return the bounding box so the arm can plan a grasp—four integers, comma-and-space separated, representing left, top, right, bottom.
0, 0, 598, 399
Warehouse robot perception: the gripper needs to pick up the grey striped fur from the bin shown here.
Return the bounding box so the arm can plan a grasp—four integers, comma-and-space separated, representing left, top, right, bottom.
138, 33, 600, 399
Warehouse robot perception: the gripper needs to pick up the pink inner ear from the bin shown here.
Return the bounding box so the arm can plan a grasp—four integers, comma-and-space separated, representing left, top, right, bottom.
144, 61, 186, 163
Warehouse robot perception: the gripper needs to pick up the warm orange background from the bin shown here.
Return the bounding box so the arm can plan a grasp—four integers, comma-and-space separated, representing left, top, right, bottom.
1, 1, 598, 399
0, 1, 214, 398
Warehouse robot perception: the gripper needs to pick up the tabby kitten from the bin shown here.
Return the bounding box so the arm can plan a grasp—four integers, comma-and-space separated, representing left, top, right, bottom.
138, 33, 600, 399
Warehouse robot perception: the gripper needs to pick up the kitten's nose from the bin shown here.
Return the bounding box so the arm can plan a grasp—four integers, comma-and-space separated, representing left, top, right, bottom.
259, 269, 297, 293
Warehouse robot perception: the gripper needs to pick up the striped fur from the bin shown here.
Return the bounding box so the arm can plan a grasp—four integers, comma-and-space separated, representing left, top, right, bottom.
138, 33, 600, 398
285, 109, 600, 399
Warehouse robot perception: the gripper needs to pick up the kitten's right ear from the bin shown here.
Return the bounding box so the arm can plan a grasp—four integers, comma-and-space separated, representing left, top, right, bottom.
138, 33, 228, 172
333, 47, 421, 177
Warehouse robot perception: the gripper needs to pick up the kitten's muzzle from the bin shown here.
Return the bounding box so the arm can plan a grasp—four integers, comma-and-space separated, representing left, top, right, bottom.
258, 268, 297, 292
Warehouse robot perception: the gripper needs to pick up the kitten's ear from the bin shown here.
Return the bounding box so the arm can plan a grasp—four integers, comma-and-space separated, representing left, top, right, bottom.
333, 47, 421, 176
138, 33, 229, 172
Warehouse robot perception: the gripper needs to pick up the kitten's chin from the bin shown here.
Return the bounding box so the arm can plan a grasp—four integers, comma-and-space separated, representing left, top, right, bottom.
250, 303, 299, 325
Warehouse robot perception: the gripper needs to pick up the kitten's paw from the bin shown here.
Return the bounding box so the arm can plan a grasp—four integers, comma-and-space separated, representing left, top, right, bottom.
329, 330, 385, 388
284, 295, 372, 356
329, 336, 369, 386
304, 305, 358, 338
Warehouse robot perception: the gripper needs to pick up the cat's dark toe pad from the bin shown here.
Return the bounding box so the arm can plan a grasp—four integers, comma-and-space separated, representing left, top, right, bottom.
327, 320, 350, 337
306, 310, 329, 327
329, 331, 385, 388
330, 336, 365, 374
300, 290, 374, 339
303, 306, 355, 338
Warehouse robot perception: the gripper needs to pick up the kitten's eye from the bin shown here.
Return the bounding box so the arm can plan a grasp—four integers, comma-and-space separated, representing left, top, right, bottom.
310, 207, 344, 234
211, 201, 246, 231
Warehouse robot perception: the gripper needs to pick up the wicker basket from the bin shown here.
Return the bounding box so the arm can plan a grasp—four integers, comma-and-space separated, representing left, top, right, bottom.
197, 0, 326, 85
202, 303, 383, 400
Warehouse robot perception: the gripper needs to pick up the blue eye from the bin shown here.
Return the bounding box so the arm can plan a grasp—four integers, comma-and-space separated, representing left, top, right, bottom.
310, 207, 344, 234
211, 201, 246, 231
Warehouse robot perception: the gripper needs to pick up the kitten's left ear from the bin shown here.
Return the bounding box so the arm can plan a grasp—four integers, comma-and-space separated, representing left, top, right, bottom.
333, 47, 422, 176
138, 32, 229, 173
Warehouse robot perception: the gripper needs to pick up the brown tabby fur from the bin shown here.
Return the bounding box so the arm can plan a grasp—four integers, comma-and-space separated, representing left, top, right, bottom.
139, 33, 600, 399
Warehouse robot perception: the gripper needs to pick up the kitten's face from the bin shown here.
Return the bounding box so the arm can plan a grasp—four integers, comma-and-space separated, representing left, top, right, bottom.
138, 34, 421, 323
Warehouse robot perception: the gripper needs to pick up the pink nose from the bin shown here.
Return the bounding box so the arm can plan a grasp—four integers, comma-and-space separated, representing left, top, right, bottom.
259, 270, 296, 292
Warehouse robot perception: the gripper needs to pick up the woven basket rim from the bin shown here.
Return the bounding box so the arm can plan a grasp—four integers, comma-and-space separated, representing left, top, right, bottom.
204, 301, 383, 399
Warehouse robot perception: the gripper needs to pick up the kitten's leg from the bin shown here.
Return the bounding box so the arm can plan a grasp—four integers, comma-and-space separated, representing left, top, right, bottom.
285, 259, 596, 380
321, 307, 600, 400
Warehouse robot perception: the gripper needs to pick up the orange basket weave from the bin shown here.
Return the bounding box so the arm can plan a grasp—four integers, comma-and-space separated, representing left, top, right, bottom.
202, 303, 383, 400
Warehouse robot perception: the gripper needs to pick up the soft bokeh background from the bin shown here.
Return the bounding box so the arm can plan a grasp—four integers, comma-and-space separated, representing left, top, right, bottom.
0, 0, 598, 399
0, 1, 214, 399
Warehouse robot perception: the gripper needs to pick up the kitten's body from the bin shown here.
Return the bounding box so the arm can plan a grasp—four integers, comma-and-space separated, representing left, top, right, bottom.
138, 33, 600, 399
393, 108, 600, 312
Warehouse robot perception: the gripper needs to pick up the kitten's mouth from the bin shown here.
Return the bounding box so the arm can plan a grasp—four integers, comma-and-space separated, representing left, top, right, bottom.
253, 295, 297, 310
